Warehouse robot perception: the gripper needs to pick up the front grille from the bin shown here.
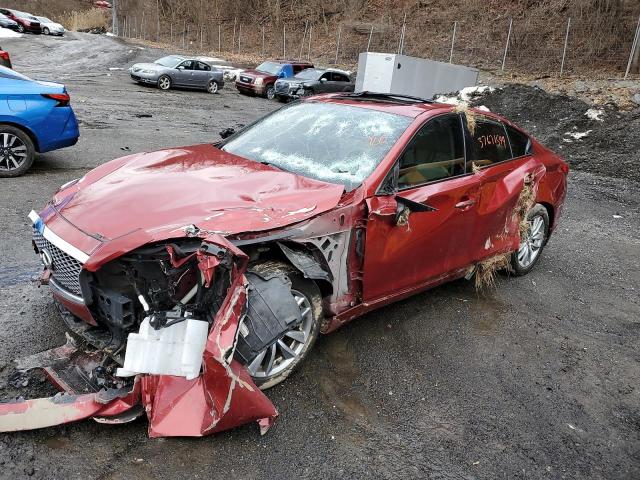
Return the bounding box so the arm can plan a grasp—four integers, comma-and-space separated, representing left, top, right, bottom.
33, 228, 83, 296
275, 82, 288, 93
239, 75, 253, 84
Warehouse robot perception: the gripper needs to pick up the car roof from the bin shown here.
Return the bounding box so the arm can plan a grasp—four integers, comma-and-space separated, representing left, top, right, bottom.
310, 92, 506, 121
271, 59, 313, 65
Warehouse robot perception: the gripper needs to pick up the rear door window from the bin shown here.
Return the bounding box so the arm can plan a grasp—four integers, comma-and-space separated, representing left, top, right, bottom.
469, 119, 511, 171
196, 61, 211, 71
505, 125, 532, 157
331, 73, 350, 83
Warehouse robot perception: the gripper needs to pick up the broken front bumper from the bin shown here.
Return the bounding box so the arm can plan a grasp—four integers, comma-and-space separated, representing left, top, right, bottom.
0, 235, 278, 438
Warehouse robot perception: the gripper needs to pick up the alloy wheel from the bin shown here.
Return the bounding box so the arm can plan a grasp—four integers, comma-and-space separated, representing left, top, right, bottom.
158, 76, 171, 90
246, 289, 314, 379
0, 133, 28, 172
516, 214, 546, 269
43, 27, 50, 35
266, 86, 275, 100
207, 80, 218, 94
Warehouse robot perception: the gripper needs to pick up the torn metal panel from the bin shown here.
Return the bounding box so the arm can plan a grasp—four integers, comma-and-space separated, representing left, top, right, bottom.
277, 242, 332, 282
0, 235, 277, 438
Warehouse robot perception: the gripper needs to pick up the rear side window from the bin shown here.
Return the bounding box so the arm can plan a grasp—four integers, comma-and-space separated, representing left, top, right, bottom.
398, 114, 465, 188
470, 119, 510, 170
505, 125, 531, 157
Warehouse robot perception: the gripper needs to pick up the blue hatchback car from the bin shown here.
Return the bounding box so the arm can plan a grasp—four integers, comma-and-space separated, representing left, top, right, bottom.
0, 65, 79, 177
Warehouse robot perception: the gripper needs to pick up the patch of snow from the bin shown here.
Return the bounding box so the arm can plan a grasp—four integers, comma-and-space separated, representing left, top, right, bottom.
564, 130, 592, 141
105, 32, 116, 37
584, 108, 604, 122
433, 85, 494, 106
476, 105, 491, 112
0, 28, 22, 38
108, 67, 123, 71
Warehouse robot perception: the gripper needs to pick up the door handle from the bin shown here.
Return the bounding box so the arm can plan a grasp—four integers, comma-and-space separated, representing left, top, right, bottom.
455, 198, 476, 210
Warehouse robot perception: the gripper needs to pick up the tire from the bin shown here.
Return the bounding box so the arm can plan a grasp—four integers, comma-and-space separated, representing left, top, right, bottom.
299, 88, 313, 97
0, 125, 35, 177
206, 79, 219, 94
157, 75, 171, 91
43, 27, 50, 35
17, 24, 25, 33
265, 84, 275, 100
239, 261, 323, 390
510, 203, 549, 276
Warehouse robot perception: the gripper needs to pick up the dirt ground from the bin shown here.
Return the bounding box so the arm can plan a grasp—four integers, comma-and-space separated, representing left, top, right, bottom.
0, 33, 638, 480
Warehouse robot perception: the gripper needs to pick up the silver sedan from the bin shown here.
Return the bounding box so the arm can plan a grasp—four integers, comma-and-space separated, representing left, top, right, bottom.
129, 55, 225, 94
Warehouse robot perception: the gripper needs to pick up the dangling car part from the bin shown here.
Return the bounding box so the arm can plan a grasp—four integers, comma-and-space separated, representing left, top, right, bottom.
2, 92, 568, 438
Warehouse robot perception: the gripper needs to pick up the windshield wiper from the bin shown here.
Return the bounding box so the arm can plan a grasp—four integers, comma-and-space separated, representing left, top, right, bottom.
334, 91, 433, 104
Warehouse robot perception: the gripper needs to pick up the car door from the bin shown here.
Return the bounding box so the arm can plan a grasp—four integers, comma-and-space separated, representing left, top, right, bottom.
362, 113, 482, 301
316, 72, 333, 93
466, 117, 546, 262
328, 72, 353, 92
173, 60, 194, 86
191, 61, 212, 88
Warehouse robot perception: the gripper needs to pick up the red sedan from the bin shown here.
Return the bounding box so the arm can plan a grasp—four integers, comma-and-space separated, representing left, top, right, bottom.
2, 92, 567, 437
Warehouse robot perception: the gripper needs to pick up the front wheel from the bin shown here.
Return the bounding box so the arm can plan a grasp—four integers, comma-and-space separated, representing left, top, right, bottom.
17, 24, 25, 33
157, 75, 171, 91
510, 204, 549, 275
206, 79, 219, 94
43, 27, 50, 35
240, 262, 323, 390
0, 125, 35, 177
265, 84, 275, 100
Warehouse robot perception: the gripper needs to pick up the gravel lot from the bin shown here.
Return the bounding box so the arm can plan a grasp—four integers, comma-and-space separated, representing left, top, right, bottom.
0, 33, 638, 480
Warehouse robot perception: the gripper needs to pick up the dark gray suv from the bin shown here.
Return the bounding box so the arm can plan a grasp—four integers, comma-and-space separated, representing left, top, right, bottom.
274, 68, 354, 101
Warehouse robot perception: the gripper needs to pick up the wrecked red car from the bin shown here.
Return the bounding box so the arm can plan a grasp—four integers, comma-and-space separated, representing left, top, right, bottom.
0, 92, 568, 437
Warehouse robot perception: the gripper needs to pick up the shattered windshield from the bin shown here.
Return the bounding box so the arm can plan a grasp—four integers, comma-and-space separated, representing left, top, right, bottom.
256, 61, 282, 75
154, 55, 183, 68
222, 102, 412, 191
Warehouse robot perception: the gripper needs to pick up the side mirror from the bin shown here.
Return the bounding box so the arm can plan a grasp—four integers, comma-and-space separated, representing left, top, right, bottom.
320, 78, 328, 82
177, 65, 185, 70
368, 195, 436, 227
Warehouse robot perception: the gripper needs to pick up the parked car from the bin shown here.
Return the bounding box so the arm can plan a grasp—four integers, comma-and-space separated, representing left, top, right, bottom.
0, 66, 79, 176
0, 46, 10, 68
274, 68, 354, 101
235, 60, 313, 99
0, 9, 41, 34
20, 91, 568, 438
197, 55, 244, 82
35, 16, 65, 36
0, 12, 19, 30
129, 55, 225, 93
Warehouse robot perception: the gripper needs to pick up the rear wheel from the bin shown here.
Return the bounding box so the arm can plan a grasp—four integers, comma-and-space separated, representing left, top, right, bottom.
0, 125, 35, 177
241, 262, 323, 390
206, 79, 219, 94
510, 204, 549, 275
157, 75, 171, 91
43, 27, 50, 35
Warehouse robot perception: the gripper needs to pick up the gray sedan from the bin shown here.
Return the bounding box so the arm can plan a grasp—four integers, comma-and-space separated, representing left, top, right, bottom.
129, 55, 225, 93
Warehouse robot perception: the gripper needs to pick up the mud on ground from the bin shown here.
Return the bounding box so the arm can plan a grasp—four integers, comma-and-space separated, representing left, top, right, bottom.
0, 33, 638, 480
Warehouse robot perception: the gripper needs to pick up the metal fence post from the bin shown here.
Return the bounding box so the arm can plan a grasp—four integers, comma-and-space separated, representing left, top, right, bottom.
111, 0, 117, 35
283, 24, 286, 57
560, 17, 571, 77
449, 21, 457, 63
335, 26, 341, 63
170, 23, 173, 44
262, 25, 265, 56
624, 14, 640, 79
307, 25, 312, 60
218, 24, 221, 53
502, 18, 513, 72
367, 24, 373, 52
182, 20, 186, 49
201, 26, 204, 51
299, 21, 308, 58
238, 24, 241, 53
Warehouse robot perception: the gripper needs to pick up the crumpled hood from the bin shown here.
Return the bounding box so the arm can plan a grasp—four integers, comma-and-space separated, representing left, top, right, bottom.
52, 144, 345, 242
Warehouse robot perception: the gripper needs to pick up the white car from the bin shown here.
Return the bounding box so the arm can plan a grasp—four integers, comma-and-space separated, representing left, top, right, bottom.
35, 16, 65, 36
195, 56, 244, 81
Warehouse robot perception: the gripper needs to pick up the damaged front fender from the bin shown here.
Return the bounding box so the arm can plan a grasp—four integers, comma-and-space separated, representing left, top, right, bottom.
0, 234, 277, 438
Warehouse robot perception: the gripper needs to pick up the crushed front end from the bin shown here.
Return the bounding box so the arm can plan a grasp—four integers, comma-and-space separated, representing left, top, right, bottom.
0, 216, 277, 437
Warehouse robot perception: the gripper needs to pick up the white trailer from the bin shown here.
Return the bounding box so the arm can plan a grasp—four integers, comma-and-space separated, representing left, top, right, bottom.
355, 52, 479, 99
